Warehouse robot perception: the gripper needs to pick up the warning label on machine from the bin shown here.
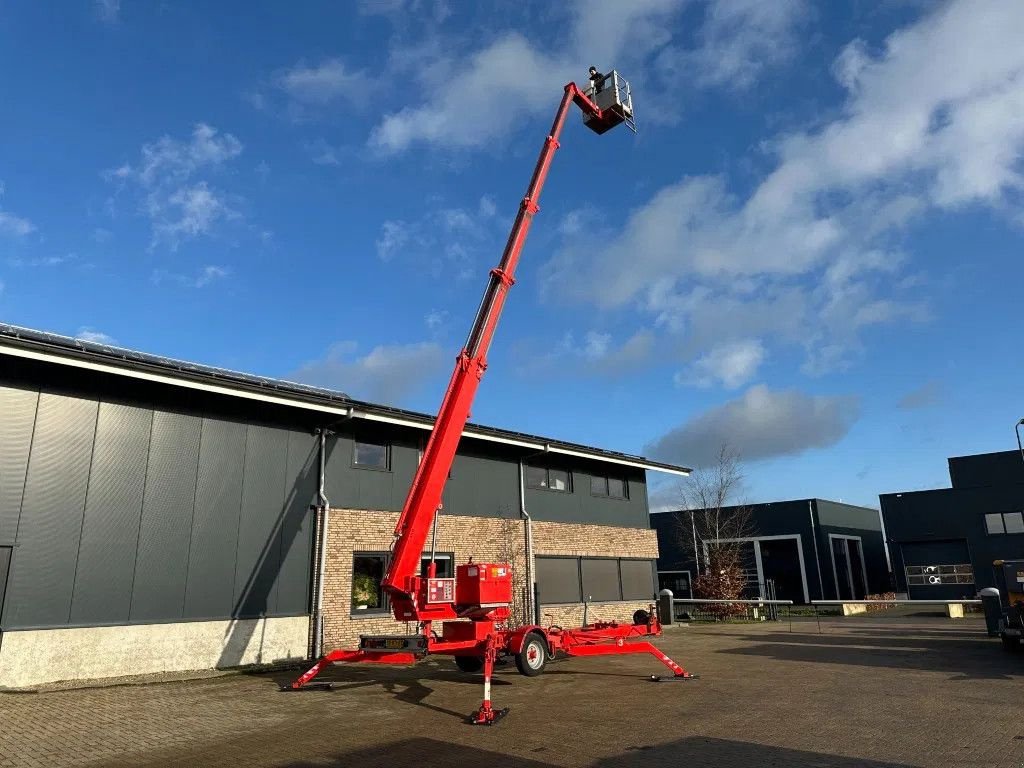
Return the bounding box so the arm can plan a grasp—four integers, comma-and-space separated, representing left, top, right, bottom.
427, 578, 456, 603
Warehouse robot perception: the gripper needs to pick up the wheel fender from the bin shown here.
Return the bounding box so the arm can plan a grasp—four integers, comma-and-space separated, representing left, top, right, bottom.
507, 625, 548, 655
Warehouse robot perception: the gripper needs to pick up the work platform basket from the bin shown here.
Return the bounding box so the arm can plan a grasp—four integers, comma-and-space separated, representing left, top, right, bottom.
582, 70, 636, 135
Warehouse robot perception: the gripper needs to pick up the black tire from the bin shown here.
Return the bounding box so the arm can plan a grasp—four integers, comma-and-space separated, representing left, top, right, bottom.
514, 633, 547, 677
633, 609, 650, 626
1001, 634, 1021, 653
454, 655, 484, 673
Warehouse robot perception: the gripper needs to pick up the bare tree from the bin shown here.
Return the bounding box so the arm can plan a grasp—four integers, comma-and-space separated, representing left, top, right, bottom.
675, 445, 756, 613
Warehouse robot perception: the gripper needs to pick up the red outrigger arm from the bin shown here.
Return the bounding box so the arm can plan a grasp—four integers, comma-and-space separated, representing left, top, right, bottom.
382, 84, 604, 616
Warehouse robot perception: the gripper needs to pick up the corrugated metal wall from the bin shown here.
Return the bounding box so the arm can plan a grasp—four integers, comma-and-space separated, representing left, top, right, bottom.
0, 383, 316, 631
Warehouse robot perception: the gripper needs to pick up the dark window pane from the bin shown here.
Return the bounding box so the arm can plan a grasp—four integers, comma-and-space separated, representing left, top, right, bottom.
352, 554, 386, 611
1004, 512, 1024, 534
354, 440, 388, 469
581, 558, 620, 602
549, 469, 569, 492
621, 560, 655, 600
590, 475, 607, 495
607, 478, 625, 499
985, 513, 1005, 534
525, 465, 547, 489
420, 554, 454, 578
535, 557, 581, 603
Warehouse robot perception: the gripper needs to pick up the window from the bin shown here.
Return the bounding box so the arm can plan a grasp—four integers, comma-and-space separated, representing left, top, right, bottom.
420, 553, 454, 578
581, 558, 621, 602
591, 474, 627, 499
526, 465, 570, 492
354, 439, 389, 470
985, 511, 1024, 535
535, 556, 658, 604
621, 560, 656, 600
905, 564, 974, 585
351, 553, 387, 612
535, 557, 582, 603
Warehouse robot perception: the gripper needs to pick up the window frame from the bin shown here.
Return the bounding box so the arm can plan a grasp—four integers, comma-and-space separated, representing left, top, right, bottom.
590, 473, 629, 500
420, 552, 455, 578
352, 438, 391, 472
351, 551, 390, 616
534, 556, 658, 605
525, 464, 572, 493
984, 511, 1024, 535
1003, 511, 1024, 534
580, 556, 623, 602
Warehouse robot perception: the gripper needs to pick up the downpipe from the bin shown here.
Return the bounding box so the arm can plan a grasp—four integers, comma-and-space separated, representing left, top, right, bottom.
312, 428, 332, 659
518, 458, 535, 625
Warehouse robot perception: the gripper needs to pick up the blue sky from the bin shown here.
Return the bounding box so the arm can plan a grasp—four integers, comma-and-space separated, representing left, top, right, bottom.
1, 0, 1022, 510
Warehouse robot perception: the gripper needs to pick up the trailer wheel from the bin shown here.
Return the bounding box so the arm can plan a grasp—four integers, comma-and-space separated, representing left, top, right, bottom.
515, 634, 547, 677
1001, 634, 1021, 653
454, 656, 485, 673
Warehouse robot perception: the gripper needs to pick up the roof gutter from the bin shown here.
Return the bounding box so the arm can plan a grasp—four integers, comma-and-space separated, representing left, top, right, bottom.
0, 340, 690, 477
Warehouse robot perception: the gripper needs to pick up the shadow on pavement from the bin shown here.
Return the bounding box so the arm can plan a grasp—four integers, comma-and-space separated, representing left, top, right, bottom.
257, 660, 516, 723
278, 736, 914, 768
719, 630, 1020, 681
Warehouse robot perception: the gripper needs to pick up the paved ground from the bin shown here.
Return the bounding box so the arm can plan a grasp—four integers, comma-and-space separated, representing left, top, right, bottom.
1, 615, 1022, 768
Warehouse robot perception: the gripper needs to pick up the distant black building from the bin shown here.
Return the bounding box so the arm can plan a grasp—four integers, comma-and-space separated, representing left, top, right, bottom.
651, 499, 890, 604
880, 450, 1024, 600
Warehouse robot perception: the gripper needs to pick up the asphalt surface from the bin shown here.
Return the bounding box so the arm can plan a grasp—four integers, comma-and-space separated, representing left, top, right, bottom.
1, 615, 1021, 768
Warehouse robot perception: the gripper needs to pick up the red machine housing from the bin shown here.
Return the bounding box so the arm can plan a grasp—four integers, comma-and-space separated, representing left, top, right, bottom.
456, 562, 513, 610
288, 74, 695, 724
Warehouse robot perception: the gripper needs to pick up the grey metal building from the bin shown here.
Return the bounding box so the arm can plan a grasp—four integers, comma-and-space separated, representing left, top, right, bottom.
0, 324, 687, 687
880, 450, 1024, 600
651, 499, 890, 604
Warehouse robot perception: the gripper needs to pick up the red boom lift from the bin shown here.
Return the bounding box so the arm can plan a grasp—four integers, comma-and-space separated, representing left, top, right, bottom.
287, 71, 694, 724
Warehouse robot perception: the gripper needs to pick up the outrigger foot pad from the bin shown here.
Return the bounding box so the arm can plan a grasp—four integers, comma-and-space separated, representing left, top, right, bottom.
469, 707, 510, 726
650, 674, 698, 682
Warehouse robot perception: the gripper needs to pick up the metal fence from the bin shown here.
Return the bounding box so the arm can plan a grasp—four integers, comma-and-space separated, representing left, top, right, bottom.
671, 597, 795, 623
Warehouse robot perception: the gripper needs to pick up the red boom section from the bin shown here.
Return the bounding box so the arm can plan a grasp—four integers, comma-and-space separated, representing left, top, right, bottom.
383, 84, 600, 619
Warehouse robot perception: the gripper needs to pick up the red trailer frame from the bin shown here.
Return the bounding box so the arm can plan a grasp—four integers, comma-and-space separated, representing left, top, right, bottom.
288, 74, 695, 724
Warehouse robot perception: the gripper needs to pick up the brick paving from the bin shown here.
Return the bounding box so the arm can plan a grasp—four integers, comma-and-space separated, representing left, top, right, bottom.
1, 616, 1022, 768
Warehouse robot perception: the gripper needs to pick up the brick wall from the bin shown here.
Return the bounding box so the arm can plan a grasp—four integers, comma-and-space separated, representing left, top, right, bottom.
321, 509, 659, 650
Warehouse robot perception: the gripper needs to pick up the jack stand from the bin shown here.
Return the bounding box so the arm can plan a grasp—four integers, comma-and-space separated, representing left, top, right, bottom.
469, 640, 508, 726
469, 703, 510, 726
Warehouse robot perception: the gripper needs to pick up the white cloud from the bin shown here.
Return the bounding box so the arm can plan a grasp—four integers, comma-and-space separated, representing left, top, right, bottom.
307, 139, 347, 166
94, 0, 119, 23
76, 327, 116, 345
520, 329, 655, 378
359, 0, 451, 23
152, 264, 231, 289
0, 211, 35, 238
275, 59, 366, 106
376, 220, 409, 261
374, 195, 498, 278
366, 0, 808, 152
106, 123, 245, 249
7, 253, 76, 268
658, 0, 809, 91
543, 0, 1022, 374
645, 385, 860, 467
678, 339, 765, 389
291, 340, 445, 405
425, 309, 449, 334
